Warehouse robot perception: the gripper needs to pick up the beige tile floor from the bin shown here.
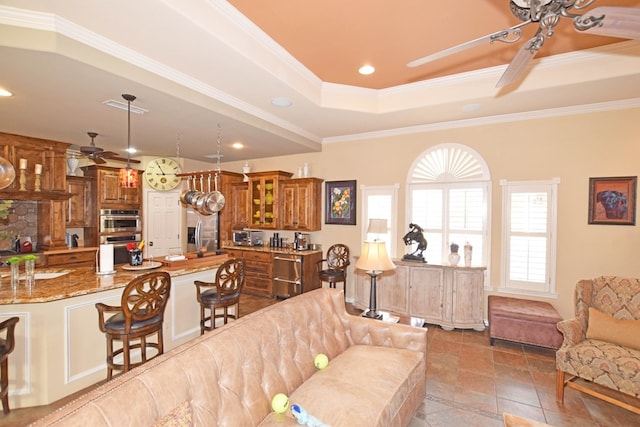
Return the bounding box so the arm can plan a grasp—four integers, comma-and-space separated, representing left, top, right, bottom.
3, 293, 639, 426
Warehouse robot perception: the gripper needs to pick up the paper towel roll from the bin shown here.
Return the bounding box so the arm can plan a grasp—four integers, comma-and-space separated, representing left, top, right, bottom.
99, 244, 114, 273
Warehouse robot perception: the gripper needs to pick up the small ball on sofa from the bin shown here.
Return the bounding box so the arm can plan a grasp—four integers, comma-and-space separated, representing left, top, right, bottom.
314, 353, 329, 370
271, 393, 289, 414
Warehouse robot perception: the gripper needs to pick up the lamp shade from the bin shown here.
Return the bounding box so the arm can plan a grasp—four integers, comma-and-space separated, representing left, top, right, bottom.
355, 241, 395, 273
367, 218, 388, 235
119, 167, 138, 188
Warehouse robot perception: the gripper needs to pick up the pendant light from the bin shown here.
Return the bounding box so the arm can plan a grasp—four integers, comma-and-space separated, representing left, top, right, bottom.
118, 93, 138, 188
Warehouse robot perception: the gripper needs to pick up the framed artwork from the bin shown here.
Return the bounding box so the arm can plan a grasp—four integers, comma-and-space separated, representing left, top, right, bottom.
325, 180, 357, 225
588, 176, 637, 225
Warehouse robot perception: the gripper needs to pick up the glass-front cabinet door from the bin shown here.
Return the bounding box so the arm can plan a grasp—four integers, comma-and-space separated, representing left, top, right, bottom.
247, 171, 293, 229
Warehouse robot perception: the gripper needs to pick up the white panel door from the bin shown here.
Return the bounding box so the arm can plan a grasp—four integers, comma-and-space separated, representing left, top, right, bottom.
146, 190, 181, 257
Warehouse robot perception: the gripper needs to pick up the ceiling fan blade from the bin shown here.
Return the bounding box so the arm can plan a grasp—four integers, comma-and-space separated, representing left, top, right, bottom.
496, 37, 540, 88
106, 156, 141, 164
578, 7, 640, 40
90, 155, 107, 165
407, 21, 531, 68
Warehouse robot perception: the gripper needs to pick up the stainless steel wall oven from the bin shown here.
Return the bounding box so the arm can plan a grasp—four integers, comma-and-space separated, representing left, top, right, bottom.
99, 209, 142, 234
99, 209, 142, 265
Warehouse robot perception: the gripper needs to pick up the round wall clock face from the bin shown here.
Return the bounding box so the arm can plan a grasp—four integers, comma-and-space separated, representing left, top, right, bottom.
144, 158, 182, 191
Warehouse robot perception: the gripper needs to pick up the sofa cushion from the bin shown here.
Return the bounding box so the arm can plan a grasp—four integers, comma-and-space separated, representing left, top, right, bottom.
259, 344, 426, 427
587, 307, 640, 351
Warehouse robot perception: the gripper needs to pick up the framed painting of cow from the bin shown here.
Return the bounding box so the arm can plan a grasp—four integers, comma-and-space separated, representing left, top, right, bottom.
588, 176, 637, 225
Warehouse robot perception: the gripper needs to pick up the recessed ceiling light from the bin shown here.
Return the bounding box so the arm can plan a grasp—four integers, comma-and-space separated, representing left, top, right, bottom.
103, 99, 148, 114
125, 147, 137, 154
232, 142, 243, 149
205, 153, 225, 160
271, 97, 293, 107
358, 65, 375, 75
0, 88, 13, 97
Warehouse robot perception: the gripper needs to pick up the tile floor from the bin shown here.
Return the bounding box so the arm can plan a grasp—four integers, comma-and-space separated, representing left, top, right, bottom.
3, 293, 639, 426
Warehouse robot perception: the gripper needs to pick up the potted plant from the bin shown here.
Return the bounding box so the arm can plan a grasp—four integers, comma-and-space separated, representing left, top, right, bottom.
448, 243, 460, 266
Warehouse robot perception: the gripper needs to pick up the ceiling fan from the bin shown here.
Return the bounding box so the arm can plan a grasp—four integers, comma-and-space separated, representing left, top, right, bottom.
408, 0, 640, 88
78, 132, 140, 165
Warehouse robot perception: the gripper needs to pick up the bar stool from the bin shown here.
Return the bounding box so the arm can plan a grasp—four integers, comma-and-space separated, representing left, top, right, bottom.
0, 316, 19, 414
96, 271, 171, 380
316, 244, 350, 294
194, 258, 246, 334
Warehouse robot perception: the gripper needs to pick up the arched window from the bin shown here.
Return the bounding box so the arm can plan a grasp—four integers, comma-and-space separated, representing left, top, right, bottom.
406, 143, 490, 267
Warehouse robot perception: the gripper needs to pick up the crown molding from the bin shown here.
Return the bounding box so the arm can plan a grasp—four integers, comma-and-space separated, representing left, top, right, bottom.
323, 98, 640, 144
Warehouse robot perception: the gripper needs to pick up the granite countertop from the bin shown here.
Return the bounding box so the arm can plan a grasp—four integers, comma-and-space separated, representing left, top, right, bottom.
222, 245, 322, 256
0, 258, 227, 305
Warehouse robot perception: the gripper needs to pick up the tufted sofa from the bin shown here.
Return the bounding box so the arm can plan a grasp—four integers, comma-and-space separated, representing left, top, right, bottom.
32, 288, 427, 426
556, 276, 640, 414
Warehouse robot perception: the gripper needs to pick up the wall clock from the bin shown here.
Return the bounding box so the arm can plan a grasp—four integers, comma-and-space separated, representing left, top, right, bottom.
145, 157, 182, 191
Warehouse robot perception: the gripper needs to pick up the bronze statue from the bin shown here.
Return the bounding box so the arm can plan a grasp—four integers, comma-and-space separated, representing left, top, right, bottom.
402, 223, 427, 262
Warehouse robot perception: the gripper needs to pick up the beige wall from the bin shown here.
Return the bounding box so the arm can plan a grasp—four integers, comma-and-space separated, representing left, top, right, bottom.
220, 107, 640, 319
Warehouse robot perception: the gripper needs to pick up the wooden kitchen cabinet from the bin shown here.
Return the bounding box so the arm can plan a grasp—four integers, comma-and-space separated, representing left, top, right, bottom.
247, 171, 293, 229
66, 176, 94, 227
280, 178, 323, 231
217, 171, 244, 244
44, 247, 97, 267
83, 166, 142, 208
354, 261, 486, 331
226, 248, 273, 297
0, 132, 71, 250
229, 181, 249, 233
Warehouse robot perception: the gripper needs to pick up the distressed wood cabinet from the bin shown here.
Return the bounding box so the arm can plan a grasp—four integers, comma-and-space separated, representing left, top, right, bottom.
226, 248, 273, 297
229, 181, 249, 233
247, 171, 293, 230
66, 176, 95, 227
354, 261, 486, 331
0, 132, 71, 250
280, 178, 323, 231
83, 166, 142, 208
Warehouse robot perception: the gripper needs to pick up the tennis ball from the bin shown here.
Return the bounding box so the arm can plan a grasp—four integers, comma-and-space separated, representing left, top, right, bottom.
314, 353, 329, 370
271, 393, 289, 414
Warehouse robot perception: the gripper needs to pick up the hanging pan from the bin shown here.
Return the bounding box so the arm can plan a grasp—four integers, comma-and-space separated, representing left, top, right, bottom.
193, 175, 210, 214
204, 173, 225, 213
180, 175, 195, 205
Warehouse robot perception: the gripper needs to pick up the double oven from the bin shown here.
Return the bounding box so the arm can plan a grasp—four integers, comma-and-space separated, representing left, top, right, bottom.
99, 209, 142, 265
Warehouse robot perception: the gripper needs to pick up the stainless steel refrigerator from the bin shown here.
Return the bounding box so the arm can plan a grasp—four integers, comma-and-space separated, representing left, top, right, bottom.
186, 207, 220, 253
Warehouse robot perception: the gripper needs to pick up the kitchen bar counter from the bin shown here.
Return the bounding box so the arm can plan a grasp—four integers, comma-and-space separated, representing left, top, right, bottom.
0, 260, 226, 304
0, 257, 229, 409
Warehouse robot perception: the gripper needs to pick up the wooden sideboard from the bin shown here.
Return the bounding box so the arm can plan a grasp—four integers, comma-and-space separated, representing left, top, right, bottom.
354, 260, 486, 331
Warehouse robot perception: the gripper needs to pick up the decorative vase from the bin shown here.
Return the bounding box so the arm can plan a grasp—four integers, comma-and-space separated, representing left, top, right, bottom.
303, 163, 309, 178
67, 155, 79, 176
464, 242, 473, 267
10, 261, 19, 290
242, 162, 251, 182
25, 258, 35, 286
448, 253, 460, 266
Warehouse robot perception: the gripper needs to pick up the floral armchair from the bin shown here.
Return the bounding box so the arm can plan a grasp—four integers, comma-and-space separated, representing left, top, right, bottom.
556, 276, 640, 414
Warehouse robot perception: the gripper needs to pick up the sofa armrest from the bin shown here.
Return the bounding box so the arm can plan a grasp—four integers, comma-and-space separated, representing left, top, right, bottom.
329, 290, 427, 357
556, 316, 586, 346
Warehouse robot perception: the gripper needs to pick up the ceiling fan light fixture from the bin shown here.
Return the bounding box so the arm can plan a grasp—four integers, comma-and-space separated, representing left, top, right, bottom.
511, 0, 552, 9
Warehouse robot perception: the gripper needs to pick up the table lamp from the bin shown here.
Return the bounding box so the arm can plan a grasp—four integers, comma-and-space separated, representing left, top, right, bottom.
356, 219, 395, 319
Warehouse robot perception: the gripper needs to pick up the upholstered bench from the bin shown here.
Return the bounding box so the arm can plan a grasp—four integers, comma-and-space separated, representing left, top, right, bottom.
488, 295, 563, 349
